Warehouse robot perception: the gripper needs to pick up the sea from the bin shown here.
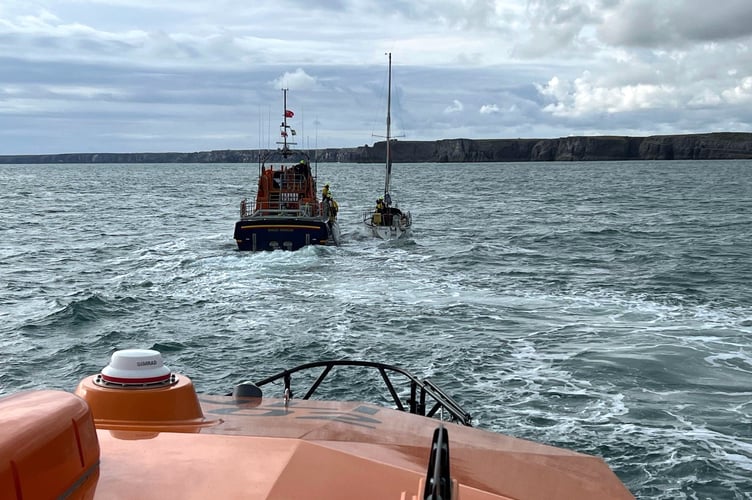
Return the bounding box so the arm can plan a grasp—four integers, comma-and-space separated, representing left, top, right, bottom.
1, 159, 751, 499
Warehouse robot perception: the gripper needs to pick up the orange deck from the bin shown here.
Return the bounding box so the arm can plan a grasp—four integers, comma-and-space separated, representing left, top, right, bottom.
1, 386, 633, 499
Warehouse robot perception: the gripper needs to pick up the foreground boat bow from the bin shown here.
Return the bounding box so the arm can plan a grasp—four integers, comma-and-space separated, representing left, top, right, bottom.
0, 349, 634, 499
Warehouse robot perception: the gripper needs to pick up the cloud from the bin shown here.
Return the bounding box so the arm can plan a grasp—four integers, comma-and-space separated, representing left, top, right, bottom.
536, 71, 678, 117
2, 0, 752, 154
479, 104, 500, 114
272, 68, 318, 91
721, 76, 752, 104
598, 0, 752, 47
512, 0, 597, 58
444, 99, 463, 113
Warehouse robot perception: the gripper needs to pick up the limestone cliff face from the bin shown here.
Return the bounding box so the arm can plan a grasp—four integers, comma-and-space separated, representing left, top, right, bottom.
2, 133, 752, 163
0, 149, 259, 164
319, 133, 752, 162
637, 134, 752, 160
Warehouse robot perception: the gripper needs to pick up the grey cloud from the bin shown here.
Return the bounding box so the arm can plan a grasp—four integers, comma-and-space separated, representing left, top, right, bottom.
511, 0, 597, 58
1, 0, 751, 154
598, 0, 752, 48
671, 0, 752, 42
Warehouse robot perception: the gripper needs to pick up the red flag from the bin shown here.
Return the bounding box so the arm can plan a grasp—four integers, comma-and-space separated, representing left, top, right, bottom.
285, 109, 294, 118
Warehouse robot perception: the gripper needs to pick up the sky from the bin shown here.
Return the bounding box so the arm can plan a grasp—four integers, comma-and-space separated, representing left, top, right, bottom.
2, 0, 752, 155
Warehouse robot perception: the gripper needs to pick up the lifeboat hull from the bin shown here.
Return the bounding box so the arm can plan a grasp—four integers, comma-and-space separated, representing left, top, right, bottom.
234, 217, 339, 251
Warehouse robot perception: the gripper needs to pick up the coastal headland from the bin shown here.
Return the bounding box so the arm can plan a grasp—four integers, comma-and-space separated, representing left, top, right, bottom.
2, 132, 752, 164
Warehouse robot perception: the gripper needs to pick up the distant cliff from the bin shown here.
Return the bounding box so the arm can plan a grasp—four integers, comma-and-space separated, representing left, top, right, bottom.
3, 132, 752, 164
0, 149, 258, 164
324, 132, 752, 162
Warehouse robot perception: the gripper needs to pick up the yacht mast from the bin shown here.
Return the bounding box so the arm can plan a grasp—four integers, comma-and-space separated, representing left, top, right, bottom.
384, 52, 392, 199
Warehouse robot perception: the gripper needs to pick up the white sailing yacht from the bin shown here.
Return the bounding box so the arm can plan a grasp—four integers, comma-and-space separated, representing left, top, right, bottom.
362, 52, 412, 240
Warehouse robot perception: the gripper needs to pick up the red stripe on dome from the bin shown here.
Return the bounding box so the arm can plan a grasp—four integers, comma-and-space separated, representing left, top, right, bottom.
101, 373, 171, 384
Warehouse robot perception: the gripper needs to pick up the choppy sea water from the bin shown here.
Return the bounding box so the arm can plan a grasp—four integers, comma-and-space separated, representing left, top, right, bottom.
1, 160, 751, 499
